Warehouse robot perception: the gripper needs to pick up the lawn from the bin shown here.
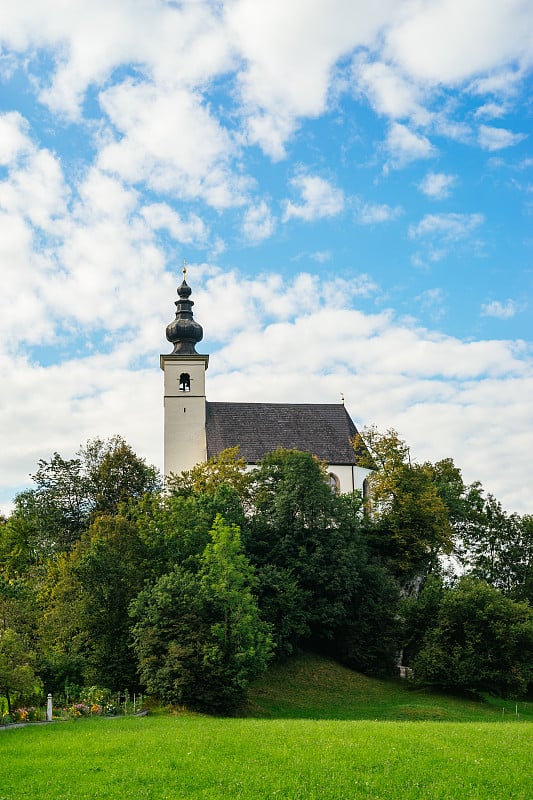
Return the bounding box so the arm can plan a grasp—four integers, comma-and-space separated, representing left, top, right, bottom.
1, 715, 532, 799
246, 653, 533, 722
1, 655, 531, 799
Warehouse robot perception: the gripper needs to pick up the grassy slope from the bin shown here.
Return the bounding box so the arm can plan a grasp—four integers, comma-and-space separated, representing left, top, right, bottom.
246, 652, 533, 722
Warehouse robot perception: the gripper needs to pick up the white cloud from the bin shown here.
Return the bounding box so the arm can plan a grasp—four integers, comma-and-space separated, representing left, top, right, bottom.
469, 69, 525, 98
385, 0, 533, 85
241, 200, 276, 243
0, 111, 32, 164
0, 1, 233, 117
98, 81, 248, 209
384, 123, 435, 170
227, 0, 397, 157
311, 250, 332, 263
0, 148, 70, 231
409, 212, 485, 265
352, 57, 424, 119
474, 102, 507, 119
478, 124, 528, 151
283, 173, 344, 222
415, 288, 446, 320
142, 203, 208, 245
409, 213, 484, 241
355, 200, 403, 224
481, 299, 517, 319
418, 172, 457, 200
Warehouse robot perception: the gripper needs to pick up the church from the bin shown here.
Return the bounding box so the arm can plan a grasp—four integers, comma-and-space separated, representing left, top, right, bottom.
160, 270, 373, 494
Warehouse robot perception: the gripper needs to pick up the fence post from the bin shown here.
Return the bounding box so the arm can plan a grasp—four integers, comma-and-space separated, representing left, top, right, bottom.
46, 693, 53, 722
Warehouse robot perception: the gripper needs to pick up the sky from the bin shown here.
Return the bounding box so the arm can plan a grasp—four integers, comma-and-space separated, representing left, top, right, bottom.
0, 0, 532, 515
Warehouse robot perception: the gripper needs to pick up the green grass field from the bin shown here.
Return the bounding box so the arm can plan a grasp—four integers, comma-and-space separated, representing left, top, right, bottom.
246, 654, 533, 722
1, 655, 531, 799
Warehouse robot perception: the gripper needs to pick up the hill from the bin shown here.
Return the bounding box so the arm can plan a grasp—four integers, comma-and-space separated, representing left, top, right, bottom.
246, 652, 532, 722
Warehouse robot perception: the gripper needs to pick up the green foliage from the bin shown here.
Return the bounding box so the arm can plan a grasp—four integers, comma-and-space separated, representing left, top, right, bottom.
0, 627, 42, 713
400, 574, 446, 665
131, 515, 273, 714
358, 427, 455, 584
459, 494, 533, 603
0, 576, 39, 646
253, 564, 311, 656
5, 427, 533, 713
167, 446, 252, 502
80, 436, 161, 516
411, 577, 533, 697
247, 449, 366, 645
38, 513, 150, 692
134, 485, 246, 578
72, 514, 150, 690
6, 436, 161, 562
332, 562, 401, 676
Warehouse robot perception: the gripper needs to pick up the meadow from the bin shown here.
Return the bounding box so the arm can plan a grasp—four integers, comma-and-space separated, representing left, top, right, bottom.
1, 656, 531, 800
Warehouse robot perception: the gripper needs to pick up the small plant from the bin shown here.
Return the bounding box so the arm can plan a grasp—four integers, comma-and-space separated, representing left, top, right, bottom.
48, 687, 144, 719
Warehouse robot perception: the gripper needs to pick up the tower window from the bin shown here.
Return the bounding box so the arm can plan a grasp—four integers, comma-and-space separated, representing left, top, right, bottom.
179, 372, 191, 392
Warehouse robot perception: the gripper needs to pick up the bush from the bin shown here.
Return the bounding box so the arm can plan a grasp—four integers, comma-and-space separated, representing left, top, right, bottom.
412, 578, 533, 697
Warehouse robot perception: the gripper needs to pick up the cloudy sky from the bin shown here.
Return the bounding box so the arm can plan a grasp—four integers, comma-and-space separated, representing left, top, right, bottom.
0, 0, 532, 515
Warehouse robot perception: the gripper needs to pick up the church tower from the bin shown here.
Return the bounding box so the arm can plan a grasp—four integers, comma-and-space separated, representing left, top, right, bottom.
160, 268, 208, 478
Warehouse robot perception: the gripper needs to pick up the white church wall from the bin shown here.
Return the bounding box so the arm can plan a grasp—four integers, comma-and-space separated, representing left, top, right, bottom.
328, 464, 373, 495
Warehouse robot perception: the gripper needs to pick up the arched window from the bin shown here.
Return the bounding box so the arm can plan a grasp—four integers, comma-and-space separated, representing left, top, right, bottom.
179, 372, 191, 392
328, 472, 340, 493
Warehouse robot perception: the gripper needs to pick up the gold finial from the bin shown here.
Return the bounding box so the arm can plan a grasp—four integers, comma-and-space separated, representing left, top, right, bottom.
183, 257, 187, 276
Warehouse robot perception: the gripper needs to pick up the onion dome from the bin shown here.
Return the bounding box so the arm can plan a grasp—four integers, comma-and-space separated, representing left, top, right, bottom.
166, 269, 204, 354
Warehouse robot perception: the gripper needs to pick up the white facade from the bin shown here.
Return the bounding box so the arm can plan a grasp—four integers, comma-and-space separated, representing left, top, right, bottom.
160, 353, 209, 478
327, 464, 373, 496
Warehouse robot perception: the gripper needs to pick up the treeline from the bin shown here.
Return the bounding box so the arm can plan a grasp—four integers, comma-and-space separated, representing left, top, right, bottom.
0, 431, 532, 714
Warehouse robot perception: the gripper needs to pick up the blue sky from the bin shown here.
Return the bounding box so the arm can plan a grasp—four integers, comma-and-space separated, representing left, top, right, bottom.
0, 0, 532, 514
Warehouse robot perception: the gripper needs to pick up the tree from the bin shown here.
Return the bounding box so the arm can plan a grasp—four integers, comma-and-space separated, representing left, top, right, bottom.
38, 512, 150, 692
130, 515, 273, 714
459, 494, 533, 603
167, 447, 252, 503
8, 437, 161, 560
400, 574, 446, 667
247, 449, 366, 647
356, 427, 454, 586
0, 628, 41, 713
412, 578, 533, 697
80, 436, 161, 516
332, 562, 401, 676
0, 576, 39, 647
37, 553, 86, 695
71, 513, 150, 690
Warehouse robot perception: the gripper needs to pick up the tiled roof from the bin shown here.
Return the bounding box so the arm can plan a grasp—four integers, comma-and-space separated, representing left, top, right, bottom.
205, 402, 364, 465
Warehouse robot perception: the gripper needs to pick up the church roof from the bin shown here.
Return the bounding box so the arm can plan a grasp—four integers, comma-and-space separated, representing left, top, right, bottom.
205, 402, 364, 466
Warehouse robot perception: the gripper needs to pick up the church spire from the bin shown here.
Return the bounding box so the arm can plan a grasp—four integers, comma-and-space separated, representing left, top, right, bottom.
165, 264, 204, 354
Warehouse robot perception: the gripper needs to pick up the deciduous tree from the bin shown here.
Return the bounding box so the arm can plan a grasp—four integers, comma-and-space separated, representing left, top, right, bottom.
412, 577, 533, 697
356, 427, 454, 586
0, 628, 41, 713
247, 449, 366, 645
130, 515, 273, 714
